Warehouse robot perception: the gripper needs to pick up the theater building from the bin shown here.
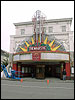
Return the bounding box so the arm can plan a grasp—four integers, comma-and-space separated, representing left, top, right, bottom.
10, 10, 73, 79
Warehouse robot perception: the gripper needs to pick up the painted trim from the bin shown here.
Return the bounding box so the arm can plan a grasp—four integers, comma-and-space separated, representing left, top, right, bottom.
13, 50, 70, 55
40, 59, 69, 62
13, 59, 69, 63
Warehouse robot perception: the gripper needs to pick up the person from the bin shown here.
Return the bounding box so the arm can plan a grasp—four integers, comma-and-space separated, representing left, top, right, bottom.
32, 69, 34, 78
32, 72, 34, 78
62, 69, 66, 81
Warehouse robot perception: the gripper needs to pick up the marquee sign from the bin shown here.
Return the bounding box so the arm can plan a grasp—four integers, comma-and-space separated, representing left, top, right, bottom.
13, 52, 69, 62
29, 46, 46, 51
18, 36, 65, 53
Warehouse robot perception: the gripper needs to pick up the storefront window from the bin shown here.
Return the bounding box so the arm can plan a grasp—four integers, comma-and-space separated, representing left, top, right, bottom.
56, 67, 61, 73
22, 67, 24, 73
39, 67, 43, 73
36, 68, 39, 73
25, 67, 28, 73
36, 67, 43, 73
22, 67, 31, 73
29, 67, 31, 73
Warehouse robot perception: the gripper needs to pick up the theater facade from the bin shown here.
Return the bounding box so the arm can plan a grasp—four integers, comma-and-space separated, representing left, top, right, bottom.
10, 10, 73, 79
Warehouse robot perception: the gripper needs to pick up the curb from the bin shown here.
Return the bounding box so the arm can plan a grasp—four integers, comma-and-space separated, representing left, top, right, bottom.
1, 78, 74, 83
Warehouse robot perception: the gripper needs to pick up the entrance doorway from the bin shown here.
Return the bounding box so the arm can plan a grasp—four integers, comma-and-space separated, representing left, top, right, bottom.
36, 65, 45, 79
20, 62, 61, 79
45, 64, 61, 78
45, 66, 52, 77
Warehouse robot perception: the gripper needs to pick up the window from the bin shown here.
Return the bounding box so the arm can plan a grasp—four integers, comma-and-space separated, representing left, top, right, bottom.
48, 27, 53, 33
29, 67, 31, 73
36, 67, 43, 73
22, 67, 24, 73
21, 29, 25, 35
36, 68, 39, 73
39, 67, 43, 73
62, 26, 66, 32
43, 27, 46, 33
24, 67, 28, 73
23, 67, 31, 73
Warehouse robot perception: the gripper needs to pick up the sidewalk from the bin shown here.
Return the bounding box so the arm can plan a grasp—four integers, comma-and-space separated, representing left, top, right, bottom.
22, 77, 74, 83
1, 77, 74, 83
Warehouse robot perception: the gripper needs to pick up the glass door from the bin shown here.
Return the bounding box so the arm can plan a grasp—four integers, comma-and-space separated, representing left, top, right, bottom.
36, 65, 45, 79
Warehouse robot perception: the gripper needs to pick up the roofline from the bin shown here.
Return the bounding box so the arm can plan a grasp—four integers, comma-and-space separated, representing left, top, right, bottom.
13, 18, 72, 26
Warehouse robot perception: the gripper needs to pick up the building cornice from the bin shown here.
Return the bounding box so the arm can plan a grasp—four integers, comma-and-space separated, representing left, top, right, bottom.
13, 18, 72, 26
10, 34, 33, 38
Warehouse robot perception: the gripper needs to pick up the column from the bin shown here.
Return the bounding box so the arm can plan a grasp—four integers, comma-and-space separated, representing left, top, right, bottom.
65, 62, 71, 80
60, 63, 64, 80
12, 63, 17, 71
12, 63, 18, 76
18, 63, 21, 78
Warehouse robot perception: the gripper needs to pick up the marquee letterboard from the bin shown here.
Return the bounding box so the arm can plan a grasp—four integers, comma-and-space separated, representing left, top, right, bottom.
29, 46, 46, 51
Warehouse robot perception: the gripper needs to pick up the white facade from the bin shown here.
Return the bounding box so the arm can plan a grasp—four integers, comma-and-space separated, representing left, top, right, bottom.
10, 18, 73, 53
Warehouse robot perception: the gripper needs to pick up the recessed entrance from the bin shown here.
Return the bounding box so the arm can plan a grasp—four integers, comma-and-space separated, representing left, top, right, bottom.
36, 65, 45, 79
45, 64, 61, 78
20, 62, 62, 79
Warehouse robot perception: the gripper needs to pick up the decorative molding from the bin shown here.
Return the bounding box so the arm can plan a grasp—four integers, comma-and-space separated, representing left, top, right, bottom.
13, 18, 72, 26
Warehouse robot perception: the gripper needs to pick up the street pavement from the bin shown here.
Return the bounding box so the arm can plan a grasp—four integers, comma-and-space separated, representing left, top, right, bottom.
1, 78, 74, 99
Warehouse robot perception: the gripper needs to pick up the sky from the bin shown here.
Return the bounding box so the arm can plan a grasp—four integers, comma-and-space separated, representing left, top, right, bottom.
1, 1, 74, 52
